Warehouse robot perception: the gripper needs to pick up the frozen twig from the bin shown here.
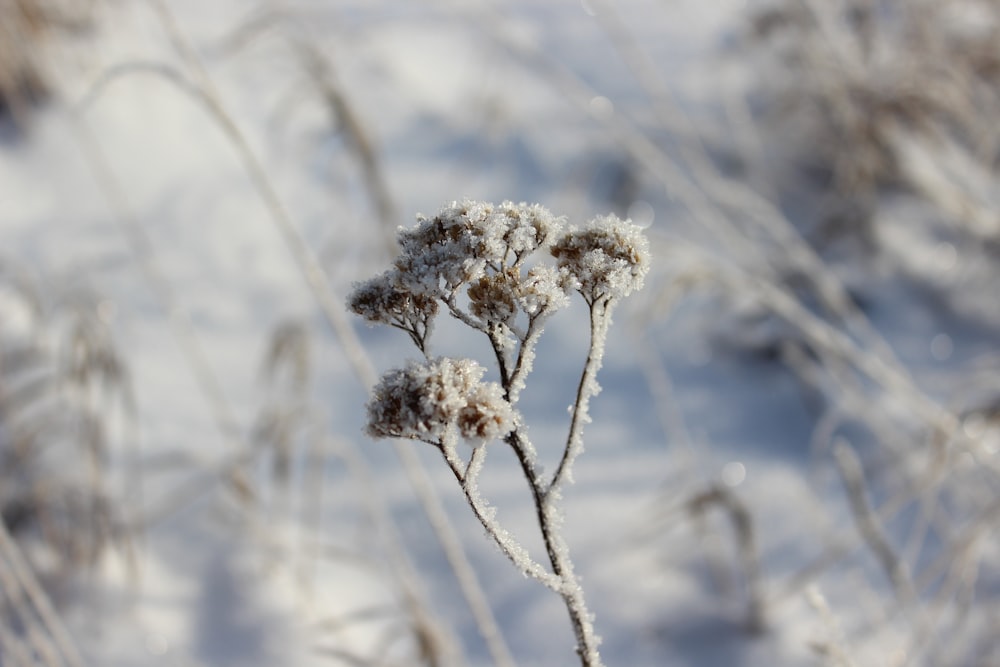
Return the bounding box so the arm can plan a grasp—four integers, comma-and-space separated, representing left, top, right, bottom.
439, 442, 562, 591
547, 298, 609, 497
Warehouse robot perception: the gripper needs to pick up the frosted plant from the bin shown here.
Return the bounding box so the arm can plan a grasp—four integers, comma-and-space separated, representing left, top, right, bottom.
349, 200, 649, 667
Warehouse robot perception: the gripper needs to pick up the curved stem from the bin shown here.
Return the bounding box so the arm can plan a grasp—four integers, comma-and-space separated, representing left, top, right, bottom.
547, 298, 611, 499
440, 430, 604, 665
439, 443, 562, 591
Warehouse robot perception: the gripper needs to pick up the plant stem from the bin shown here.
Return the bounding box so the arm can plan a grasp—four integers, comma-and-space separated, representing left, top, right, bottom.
490, 298, 608, 665
440, 442, 560, 589
507, 430, 604, 667
548, 298, 610, 498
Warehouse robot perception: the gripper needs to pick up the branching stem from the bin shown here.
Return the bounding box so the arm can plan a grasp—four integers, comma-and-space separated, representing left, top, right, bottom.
507, 429, 604, 666
438, 441, 561, 590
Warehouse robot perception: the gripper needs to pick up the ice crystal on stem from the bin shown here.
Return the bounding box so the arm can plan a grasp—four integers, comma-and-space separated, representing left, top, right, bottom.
349, 200, 649, 667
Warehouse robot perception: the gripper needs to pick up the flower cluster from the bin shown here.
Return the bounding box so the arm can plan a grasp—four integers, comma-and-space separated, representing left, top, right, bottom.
365, 357, 516, 446
394, 199, 564, 294
350, 201, 650, 447
550, 214, 650, 303
348, 269, 438, 350
350, 199, 578, 343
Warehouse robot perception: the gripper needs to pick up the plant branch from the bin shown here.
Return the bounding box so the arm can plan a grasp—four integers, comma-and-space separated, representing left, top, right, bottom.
547, 298, 611, 498
507, 312, 546, 405
505, 429, 604, 667
438, 441, 561, 591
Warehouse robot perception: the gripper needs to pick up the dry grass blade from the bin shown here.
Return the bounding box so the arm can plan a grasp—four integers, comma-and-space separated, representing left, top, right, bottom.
215, 3, 400, 257
686, 484, 767, 634
832, 440, 916, 607
0, 516, 86, 667
76, 3, 517, 662
746, 0, 1000, 250
0, 0, 52, 128
0, 0, 95, 132
1, 265, 133, 583
262, 319, 311, 396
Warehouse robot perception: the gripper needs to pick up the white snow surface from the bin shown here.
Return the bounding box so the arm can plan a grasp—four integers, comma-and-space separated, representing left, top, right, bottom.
3, 1, 999, 666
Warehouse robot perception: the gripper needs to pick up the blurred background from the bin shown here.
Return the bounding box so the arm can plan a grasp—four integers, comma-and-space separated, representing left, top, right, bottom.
2, 1, 999, 665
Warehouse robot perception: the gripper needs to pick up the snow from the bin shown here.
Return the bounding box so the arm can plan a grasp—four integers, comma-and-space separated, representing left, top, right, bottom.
2, 0, 999, 666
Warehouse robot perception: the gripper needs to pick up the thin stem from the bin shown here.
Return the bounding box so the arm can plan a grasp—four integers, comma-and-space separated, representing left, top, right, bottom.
507, 312, 546, 405
438, 442, 561, 590
445, 294, 487, 333
489, 325, 513, 385
482, 295, 607, 665
547, 298, 611, 498
505, 430, 604, 667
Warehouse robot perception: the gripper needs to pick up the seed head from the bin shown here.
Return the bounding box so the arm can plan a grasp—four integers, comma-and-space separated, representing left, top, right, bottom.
365, 357, 516, 446
550, 214, 650, 302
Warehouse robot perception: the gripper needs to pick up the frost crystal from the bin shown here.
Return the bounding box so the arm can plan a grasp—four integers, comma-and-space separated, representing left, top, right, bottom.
550, 214, 650, 302
365, 357, 516, 445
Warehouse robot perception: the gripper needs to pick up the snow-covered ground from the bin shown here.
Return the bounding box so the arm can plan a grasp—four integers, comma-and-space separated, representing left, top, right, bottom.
2, 1, 999, 666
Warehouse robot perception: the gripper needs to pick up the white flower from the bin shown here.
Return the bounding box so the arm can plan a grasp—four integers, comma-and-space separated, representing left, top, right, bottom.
365, 357, 516, 445
550, 214, 650, 302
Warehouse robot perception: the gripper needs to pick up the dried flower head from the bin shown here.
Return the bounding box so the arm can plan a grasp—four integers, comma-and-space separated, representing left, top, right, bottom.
550, 214, 650, 302
365, 357, 516, 445
468, 272, 519, 326
394, 200, 564, 295
493, 201, 563, 261
348, 269, 438, 349
516, 265, 572, 317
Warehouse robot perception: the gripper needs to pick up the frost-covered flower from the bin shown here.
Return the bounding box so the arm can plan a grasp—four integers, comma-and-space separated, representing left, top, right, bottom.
348, 269, 437, 325
365, 357, 516, 445
516, 265, 572, 317
493, 201, 564, 261
458, 381, 519, 443
550, 214, 650, 302
347, 269, 437, 348
394, 200, 564, 294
